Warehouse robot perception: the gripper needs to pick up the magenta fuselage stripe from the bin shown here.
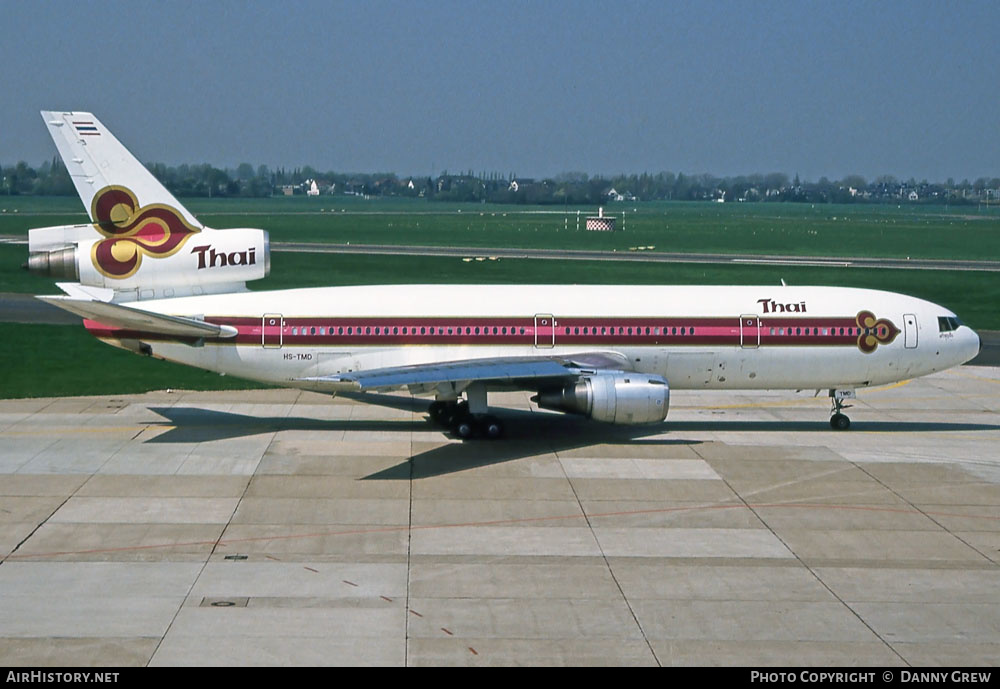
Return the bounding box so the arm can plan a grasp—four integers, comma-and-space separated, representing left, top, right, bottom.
84, 315, 890, 349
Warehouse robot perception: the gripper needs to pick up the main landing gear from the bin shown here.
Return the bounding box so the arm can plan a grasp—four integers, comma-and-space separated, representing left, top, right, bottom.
829, 389, 856, 430
428, 400, 504, 439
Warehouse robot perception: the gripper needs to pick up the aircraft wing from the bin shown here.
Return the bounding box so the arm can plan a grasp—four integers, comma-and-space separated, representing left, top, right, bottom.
36, 296, 237, 340
297, 351, 631, 394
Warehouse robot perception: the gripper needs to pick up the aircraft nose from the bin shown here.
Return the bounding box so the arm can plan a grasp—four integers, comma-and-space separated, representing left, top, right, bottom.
965, 326, 983, 365
968, 325, 982, 354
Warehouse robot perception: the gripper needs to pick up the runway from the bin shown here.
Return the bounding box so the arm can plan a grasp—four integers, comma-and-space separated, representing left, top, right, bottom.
274, 241, 1000, 272
2, 369, 999, 666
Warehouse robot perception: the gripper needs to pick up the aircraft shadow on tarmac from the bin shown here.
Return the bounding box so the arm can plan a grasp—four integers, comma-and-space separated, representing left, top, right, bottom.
143, 397, 699, 479
142, 392, 1000, 479
365, 412, 697, 480
144, 405, 429, 442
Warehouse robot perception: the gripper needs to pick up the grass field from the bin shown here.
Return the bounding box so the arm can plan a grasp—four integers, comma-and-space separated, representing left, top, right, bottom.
0, 323, 267, 398
3, 196, 999, 260
1, 197, 997, 398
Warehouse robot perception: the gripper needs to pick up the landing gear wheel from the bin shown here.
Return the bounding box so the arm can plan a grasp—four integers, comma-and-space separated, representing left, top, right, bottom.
478, 415, 504, 439
828, 389, 855, 431
453, 415, 476, 439
830, 413, 851, 430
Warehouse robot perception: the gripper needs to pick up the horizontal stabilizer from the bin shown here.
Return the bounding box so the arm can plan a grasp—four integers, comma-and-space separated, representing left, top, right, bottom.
55, 282, 116, 302
36, 296, 237, 340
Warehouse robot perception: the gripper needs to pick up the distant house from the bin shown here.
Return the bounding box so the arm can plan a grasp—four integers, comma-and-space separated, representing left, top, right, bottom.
606, 188, 624, 202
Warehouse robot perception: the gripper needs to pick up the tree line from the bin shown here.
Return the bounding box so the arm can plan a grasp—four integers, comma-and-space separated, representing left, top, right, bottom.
3, 157, 998, 205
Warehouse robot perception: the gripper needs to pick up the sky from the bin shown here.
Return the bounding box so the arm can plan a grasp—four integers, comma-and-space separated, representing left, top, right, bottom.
1, 0, 997, 182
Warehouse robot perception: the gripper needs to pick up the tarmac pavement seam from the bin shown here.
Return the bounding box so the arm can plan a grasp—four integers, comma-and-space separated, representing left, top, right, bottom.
557, 449, 662, 667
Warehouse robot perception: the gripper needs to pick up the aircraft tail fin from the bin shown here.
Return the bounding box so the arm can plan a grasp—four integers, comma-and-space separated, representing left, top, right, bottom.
40, 111, 202, 229
29, 112, 269, 302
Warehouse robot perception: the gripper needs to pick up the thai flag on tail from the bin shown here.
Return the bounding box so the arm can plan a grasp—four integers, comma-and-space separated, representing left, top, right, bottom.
73, 121, 100, 136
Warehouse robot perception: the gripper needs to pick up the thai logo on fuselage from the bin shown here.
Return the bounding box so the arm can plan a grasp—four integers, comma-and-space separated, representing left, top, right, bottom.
89, 186, 199, 279
856, 310, 900, 353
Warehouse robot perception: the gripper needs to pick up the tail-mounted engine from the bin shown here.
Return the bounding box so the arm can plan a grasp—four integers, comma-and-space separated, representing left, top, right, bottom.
26, 224, 269, 301
534, 373, 670, 425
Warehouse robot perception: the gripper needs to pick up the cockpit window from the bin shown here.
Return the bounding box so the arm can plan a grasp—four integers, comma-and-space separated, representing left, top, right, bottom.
938, 316, 962, 332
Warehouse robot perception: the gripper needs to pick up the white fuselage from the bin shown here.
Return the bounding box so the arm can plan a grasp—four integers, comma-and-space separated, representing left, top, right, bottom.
86, 284, 981, 394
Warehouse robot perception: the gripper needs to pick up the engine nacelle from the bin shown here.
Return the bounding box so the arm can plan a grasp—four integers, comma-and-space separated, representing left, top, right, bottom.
25, 245, 80, 280
26, 225, 269, 300
534, 373, 670, 425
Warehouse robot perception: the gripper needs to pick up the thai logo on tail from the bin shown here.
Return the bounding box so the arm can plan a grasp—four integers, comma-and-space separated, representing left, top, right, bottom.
90, 186, 199, 279
856, 311, 900, 353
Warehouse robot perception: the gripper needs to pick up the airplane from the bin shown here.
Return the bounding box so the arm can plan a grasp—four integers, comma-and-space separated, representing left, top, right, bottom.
25, 111, 982, 438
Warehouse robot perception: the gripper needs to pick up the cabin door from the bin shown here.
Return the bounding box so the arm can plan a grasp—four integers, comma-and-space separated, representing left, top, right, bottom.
534, 314, 556, 348
903, 313, 918, 348
262, 314, 284, 348
739, 315, 760, 349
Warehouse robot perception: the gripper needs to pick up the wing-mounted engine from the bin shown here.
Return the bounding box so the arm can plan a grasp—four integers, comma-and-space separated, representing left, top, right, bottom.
26, 224, 269, 302
533, 373, 670, 425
